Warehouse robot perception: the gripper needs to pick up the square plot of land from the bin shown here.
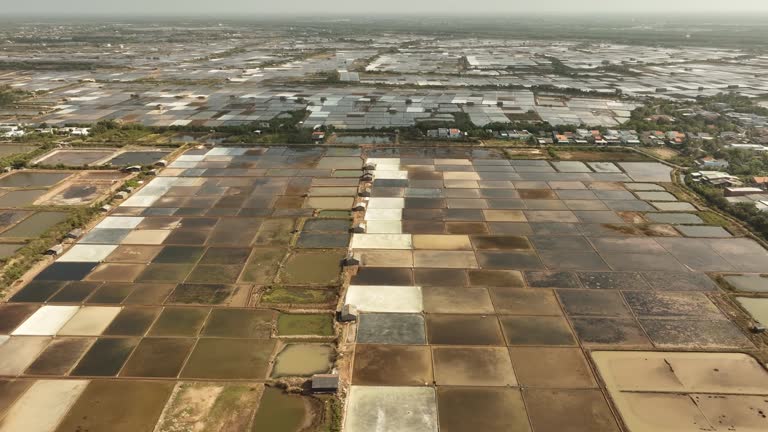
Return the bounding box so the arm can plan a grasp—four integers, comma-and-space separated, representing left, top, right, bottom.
57, 306, 121, 336
302, 218, 350, 233
538, 250, 608, 271
491, 288, 562, 315
357, 313, 426, 344
148, 307, 209, 337
445, 222, 489, 234
530, 236, 593, 251
612, 392, 720, 432
0, 379, 88, 432
119, 337, 195, 378
0, 304, 38, 333
352, 345, 432, 386
357, 250, 413, 268
414, 269, 469, 287
70, 337, 139, 376
53, 380, 174, 432
136, 263, 194, 282
653, 202, 697, 211
724, 275, 768, 293
58, 245, 118, 263
103, 307, 161, 336
675, 225, 732, 238
280, 250, 344, 285
367, 197, 405, 209
365, 220, 402, 234
639, 319, 753, 349
571, 317, 652, 347
483, 210, 527, 222
590, 237, 667, 254
552, 162, 591, 173
352, 267, 413, 286
471, 235, 531, 250
34, 262, 98, 282
635, 191, 677, 201
180, 338, 275, 379
509, 347, 596, 388
186, 265, 242, 284
165, 284, 237, 305
403, 220, 445, 233
577, 272, 650, 290
500, 315, 576, 346
0, 336, 51, 375
23, 337, 94, 376
79, 228, 132, 245
427, 314, 504, 345
12, 305, 80, 336
238, 248, 285, 284
413, 235, 472, 250
9, 280, 65, 303
345, 285, 422, 313
642, 271, 718, 292
558, 290, 632, 317
524, 210, 579, 223
593, 351, 768, 394
151, 245, 205, 264
95, 217, 144, 230
122, 230, 171, 245
345, 386, 438, 432
525, 271, 581, 288
523, 388, 619, 432
201, 308, 274, 338
105, 245, 162, 263
436, 387, 531, 432
708, 238, 768, 272
557, 190, 598, 200
432, 346, 517, 386
603, 200, 655, 212
622, 291, 723, 318
477, 251, 543, 270
350, 234, 412, 250
364, 209, 403, 221
297, 232, 350, 248
488, 222, 533, 235
414, 251, 478, 268
518, 190, 557, 200
423, 287, 495, 314
85, 263, 146, 282
468, 270, 526, 287
83, 282, 134, 304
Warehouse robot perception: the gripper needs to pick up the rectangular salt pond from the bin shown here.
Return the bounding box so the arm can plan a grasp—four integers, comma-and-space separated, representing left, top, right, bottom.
95, 217, 145, 230
367, 198, 405, 209
0, 379, 88, 432
12, 306, 80, 336
365, 220, 403, 234
57, 306, 122, 336
345, 386, 438, 432
350, 234, 412, 250
58, 244, 119, 262
345, 285, 423, 313
364, 209, 403, 221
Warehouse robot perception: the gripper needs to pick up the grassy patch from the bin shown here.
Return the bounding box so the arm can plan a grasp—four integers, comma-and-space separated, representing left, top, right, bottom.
277, 313, 334, 336
261, 287, 337, 305
697, 211, 732, 227
319, 396, 343, 432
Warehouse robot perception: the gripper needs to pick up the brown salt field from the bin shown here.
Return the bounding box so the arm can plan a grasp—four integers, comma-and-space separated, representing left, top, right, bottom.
0, 146, 766, 431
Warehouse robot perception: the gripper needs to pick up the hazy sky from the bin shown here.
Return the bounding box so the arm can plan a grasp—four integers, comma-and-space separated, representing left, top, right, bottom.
5, 0, 768, 15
